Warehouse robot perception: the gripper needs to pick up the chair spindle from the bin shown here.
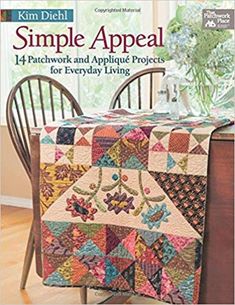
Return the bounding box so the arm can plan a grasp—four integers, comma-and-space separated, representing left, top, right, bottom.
38, 79, 46, 125
60, 90, 65, 119
49, 82, 55, 121
71, 100, 75, 117
13, 98, 30, 160
19, 86, 30, 137
12, 115, 28, 160
109, 67, 166, 111
127, 85, 131, 108
28, 80, 37, 127
138, 78, 141, 109
118, 96, 121, 108
150, 73, 153, 109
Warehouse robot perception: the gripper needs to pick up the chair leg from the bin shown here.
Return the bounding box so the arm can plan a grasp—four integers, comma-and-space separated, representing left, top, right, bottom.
20, 223, 34, 289
80, 287, 87, 304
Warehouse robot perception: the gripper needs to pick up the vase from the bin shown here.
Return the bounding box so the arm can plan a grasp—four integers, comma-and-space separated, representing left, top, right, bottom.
197, 86, 214, 116
184, 67, 216, 116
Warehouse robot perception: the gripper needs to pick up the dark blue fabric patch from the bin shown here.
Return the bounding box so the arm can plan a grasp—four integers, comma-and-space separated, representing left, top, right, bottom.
56, 127, 76, 145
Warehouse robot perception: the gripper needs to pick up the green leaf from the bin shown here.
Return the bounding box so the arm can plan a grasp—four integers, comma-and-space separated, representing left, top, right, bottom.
155, 47, 172, 61
204, 70, 214, 85
101, 181, 119, 192
122, 183, 139, 196
94, 196, 107, 212
73, 186, 91, 196
167, 17, 182, 33
147, 195, 166, 202
175, 5, 185, 24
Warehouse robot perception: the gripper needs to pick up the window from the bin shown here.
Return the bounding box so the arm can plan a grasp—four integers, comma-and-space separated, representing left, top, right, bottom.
1, 0, 153, 122
1, 1, 78, 122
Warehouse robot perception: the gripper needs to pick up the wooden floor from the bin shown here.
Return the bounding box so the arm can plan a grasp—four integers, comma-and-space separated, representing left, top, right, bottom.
0, 205, 160, 304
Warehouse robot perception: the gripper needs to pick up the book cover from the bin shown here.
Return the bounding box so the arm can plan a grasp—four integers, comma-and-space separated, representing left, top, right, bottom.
0, 1, 234, 304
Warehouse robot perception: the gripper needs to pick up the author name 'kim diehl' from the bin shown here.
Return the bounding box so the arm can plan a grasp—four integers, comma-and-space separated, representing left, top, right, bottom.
16, 10, 71, 21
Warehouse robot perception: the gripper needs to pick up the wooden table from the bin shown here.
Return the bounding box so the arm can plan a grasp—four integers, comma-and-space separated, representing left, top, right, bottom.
30, 124, 234, 304
200, 124, 234, 304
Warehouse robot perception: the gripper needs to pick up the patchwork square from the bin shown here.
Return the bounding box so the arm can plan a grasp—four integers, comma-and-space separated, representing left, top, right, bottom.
120, 137, 149, 169
92, 127, 150, 170
187, 155, 208, 176
74, 127, 93, 146
148, 151, 168, 172
168, 132, 190, 153
56, 127, 76, 145
41, 144, 56, 163
55, 145, 74, 164
73, 146, 92, 166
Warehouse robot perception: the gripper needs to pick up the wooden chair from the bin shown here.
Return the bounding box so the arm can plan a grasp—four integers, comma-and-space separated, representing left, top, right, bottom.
110, 67, 165, 110
6, 75, 87, 302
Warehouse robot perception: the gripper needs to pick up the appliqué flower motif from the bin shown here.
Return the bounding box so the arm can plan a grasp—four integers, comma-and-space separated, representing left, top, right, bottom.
142, 203, 171, 230
66, 195, 97, 221
104, 192, 135, 214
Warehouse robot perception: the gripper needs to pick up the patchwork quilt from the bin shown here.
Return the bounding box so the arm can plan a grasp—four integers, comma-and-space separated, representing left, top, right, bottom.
40, 109, 232, 304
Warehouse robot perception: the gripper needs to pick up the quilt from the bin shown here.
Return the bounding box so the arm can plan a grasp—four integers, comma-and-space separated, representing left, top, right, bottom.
40, 109, 232, 304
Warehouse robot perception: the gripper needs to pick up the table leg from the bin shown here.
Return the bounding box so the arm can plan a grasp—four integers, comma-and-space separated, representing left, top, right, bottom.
80, 287, 87, 304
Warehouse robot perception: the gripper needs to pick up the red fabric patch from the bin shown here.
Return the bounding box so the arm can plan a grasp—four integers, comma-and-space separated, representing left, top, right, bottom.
168, 133, 190, 153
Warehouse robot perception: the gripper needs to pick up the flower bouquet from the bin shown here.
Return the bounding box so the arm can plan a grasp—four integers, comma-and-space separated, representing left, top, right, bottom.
156, 2, 234, 116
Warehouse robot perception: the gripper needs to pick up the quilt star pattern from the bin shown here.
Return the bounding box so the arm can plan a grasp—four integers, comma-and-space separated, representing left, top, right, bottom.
40, 109, 232, 304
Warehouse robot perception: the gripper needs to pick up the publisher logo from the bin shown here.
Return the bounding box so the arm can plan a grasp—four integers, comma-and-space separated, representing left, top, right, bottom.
202, 9, 234, 29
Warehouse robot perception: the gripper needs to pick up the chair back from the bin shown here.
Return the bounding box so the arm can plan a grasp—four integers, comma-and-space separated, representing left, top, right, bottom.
6, 75, 83, 179
110, 67, 165, 110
